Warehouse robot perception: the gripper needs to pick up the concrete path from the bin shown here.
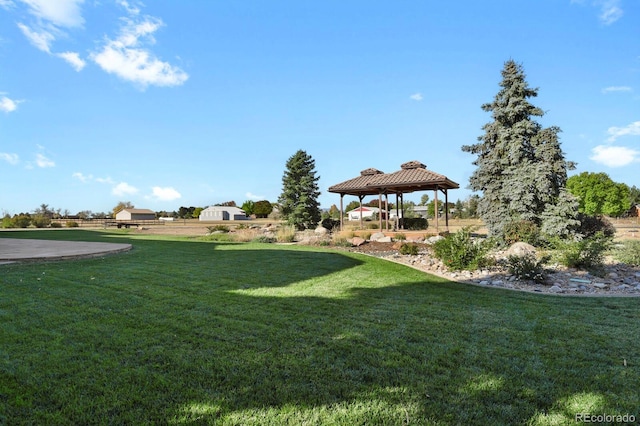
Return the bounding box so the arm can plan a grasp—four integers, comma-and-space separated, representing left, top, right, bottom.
0, 238, 132, 264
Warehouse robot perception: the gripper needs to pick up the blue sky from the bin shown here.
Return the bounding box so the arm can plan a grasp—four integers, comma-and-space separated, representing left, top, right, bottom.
1, 0, 638, 216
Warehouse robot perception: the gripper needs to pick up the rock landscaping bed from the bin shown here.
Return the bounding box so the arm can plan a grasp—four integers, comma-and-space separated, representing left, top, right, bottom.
344, 240, 640, 296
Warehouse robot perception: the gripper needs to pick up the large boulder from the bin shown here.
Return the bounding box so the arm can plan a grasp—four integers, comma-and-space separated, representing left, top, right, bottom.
351, 237, 366, 247
505, 242, 537, 258
370, 232, 386, 242
314, 226, 329, 235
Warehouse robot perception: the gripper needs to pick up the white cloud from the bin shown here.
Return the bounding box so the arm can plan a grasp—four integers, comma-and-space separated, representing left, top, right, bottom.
72, 171, 92, 182
0, 95, 20, 112
149, 186, 181, 201
96, 176, 115, 184
410, 93, 423, 101
91, 16, 188, 88
15, 0, 86, 70
112, 182, 138, 196
116, 0, 140, 16
17, 22, 55, 52
21, 0, 85, 28
602, 86, 632, 94
572, 0, 624, 25
0, 152, 19, 164
35, 152, 55, 168
245, 192, 264, 201
590, 145, 640, 167
57, 51, 86, 71
599, 0, 623, 25
0, 0, 15, 9
607, 121, 640, 142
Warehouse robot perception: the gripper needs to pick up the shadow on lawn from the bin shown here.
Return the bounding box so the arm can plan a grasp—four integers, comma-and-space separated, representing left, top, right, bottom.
163, 282, 639, 424
1, 230, 639, 424
166, 283, 640, 424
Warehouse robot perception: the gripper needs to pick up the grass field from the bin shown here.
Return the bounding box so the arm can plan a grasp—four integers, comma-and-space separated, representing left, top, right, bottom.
1, 230, 639, 425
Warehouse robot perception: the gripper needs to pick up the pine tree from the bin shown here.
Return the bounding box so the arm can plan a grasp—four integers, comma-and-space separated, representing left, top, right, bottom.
278, 150, 321, 230
462, 60, 578, 241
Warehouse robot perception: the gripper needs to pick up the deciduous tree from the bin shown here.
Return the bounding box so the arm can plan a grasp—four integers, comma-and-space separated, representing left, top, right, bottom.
567, 172, 631, 217
253, 200, 273, 218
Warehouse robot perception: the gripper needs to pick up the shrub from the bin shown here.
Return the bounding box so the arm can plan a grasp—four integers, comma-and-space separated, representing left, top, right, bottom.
506, 253, 549, 283
401, 218, 428, 230
321, 218, 340, 231
614, 240, 640, 266
433, 227, 493, 271
31, 215, 51, 228
50, 222, 62, 228
65, 221, 79, 228
207, 225, 230, 234
399, 243, 419, 255
551, 232, 613, 272
575, 213, 616, 239
1, 216, 12, 228
332, 237, 353, 247
252, 235, 276, 244
503, 220, 539, 246
276, 225, 296, 243
395, 233, 407, 241
12, 214, 31, 228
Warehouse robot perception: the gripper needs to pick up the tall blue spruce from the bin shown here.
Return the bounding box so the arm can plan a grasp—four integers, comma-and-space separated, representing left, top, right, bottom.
462, 60, 579, 241
278, 150, 322, 230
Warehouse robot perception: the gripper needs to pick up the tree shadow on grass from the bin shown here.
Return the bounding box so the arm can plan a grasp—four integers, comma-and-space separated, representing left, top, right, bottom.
163, 283, 639, 425
1, 231, 639, 424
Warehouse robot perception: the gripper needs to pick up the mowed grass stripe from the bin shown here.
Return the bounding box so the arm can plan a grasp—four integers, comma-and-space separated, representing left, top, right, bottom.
0, 230, 638, 425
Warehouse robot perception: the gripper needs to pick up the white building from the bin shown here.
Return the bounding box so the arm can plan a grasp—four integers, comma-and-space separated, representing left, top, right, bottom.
347, 206, 384, 221
115, 209, 156, 221
199, 206, 248, 221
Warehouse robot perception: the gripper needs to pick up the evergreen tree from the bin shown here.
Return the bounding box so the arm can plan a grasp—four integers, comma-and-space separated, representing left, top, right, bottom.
278, 150, 321, 230
462, 60, 578, 241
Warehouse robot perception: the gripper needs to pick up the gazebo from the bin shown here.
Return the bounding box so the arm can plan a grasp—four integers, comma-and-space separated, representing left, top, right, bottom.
328, 161, 459, 233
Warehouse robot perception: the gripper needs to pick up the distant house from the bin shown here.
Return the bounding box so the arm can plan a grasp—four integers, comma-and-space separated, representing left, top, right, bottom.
115, 209, 156, 221
199, 206, 248, 221
347, 206, 386, 221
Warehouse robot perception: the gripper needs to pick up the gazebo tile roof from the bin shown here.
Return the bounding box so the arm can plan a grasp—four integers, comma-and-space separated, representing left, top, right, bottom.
328, 160, 459, 195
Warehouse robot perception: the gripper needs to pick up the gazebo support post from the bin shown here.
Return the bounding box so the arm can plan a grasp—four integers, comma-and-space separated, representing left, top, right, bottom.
378, 193, 383, 231
359, 195, 365, 229
339, 194, 344, 231
444, 188, 449, 232
434, 187, 439, 234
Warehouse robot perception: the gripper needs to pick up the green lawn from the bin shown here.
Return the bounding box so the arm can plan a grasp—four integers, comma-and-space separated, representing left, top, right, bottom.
1, 230, 638, 425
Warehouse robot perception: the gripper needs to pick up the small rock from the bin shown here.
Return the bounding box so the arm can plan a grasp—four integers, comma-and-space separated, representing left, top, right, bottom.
593, 283, 608, 289
549, 285, 563, 293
